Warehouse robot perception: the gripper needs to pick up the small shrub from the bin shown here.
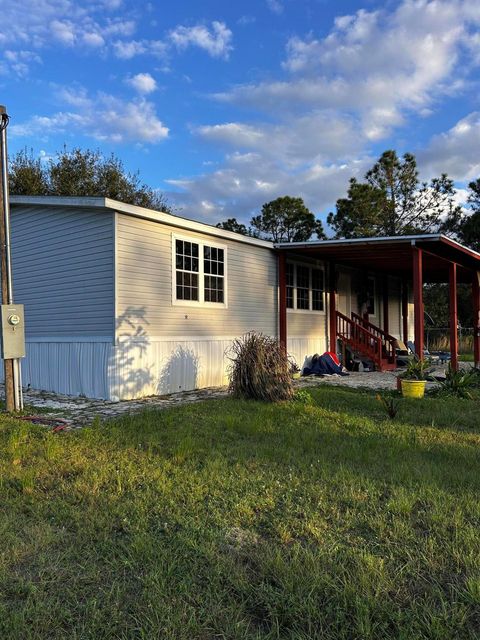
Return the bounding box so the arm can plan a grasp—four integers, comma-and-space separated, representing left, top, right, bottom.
376, 393, 402, 419
433, 364, 480, 399
227, 332, 294, 402
292, 389, 313, 405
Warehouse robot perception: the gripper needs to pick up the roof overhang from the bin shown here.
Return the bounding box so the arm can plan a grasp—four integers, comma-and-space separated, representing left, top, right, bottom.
275, 235, 480, 283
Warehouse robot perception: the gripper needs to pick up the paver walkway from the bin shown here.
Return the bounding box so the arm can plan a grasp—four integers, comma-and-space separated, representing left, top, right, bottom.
2, 364, 454, 430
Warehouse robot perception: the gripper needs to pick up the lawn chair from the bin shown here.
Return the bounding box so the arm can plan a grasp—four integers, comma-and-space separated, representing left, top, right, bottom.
395, 339, 412, 367
406, 340, 445, 364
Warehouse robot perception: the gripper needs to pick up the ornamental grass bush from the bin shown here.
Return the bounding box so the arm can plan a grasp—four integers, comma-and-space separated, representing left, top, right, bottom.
227, 331, 294, 402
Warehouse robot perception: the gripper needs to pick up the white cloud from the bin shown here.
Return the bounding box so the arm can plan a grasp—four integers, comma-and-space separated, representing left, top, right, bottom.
0, 0, 138, 74
418, 112, 480, 181
50, 20, 76, 46
83, 32, 105, 47
195, 111, 363, 166
126, 72, 157, 94
11, 87, 169, 144
112, 38, 169, 60
170, 0, 480, 222
169, 21, 233, 59
266, 0, 284, 15
216, 1, 480, 139
167, 152, 370, 224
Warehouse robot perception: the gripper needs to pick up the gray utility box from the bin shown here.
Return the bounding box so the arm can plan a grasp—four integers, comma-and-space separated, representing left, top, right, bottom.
1, 304, 25, 359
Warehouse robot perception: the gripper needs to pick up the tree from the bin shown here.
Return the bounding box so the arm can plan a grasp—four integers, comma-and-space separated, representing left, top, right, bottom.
216, 218, 249, 235
250, 196, 326, 243
9, 149, 48, 196
328, 150, 460, 238
454, 179, 480, 252
9, 147, 171, 213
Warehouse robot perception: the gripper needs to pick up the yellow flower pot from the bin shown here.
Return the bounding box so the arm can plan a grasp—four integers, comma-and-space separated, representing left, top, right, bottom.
400, 379, 426, 399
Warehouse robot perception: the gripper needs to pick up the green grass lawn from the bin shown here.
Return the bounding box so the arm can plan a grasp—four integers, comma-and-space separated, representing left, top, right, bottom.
1, 387, 480, 639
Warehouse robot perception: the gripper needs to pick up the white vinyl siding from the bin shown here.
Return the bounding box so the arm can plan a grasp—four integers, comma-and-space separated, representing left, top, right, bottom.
115, 214, 277, 339
11, 205, 114, 338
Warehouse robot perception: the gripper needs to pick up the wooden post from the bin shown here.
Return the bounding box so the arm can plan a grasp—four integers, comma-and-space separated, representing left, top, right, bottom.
278, 252, 287, 352
473, 271, 480, 369
402, 283, 409, 344
0, 106, 14, 412
412, 247, 424, 359
329, 262, 337, 354
449, 262, 458, 370
383, 277, 389, 335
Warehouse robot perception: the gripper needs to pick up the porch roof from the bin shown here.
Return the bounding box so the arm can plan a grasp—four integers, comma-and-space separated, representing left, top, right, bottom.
275, 234, 480, 283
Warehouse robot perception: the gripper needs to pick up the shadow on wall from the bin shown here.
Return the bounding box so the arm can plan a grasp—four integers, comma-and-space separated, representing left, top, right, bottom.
158, 345, 199, 395
110, 306, 155, 400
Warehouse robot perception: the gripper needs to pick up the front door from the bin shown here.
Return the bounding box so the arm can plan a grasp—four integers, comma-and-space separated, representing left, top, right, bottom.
337, 272, 351, 317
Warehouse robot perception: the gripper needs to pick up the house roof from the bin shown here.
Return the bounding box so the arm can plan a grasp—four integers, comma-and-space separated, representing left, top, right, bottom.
10, 196, 274, 250
10, 197, 480, 281
276, 234, 480, 283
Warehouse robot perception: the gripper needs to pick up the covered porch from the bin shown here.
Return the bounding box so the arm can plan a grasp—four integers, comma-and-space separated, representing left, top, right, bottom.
277, 235, 480, 371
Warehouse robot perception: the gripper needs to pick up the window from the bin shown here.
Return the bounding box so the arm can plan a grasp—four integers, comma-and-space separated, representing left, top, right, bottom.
175, 240, 199, 301
286, 263, 294, 309
173, 236, 227, 306
286, 262, 324, 312
204, 246, 224, 303
312, 268, 324, 311
296, 265, 310, 309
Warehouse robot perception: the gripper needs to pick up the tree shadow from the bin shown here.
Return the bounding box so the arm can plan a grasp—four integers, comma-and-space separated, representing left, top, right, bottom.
109, 306, 155, 401
158, 345, 200, 395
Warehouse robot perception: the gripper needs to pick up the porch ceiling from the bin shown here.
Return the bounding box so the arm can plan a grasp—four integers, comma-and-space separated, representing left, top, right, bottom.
276, 235, 480, 283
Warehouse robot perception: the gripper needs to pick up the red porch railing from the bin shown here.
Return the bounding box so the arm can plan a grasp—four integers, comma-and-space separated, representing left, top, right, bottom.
336, 311, 396, 371
351, 312, 397, 364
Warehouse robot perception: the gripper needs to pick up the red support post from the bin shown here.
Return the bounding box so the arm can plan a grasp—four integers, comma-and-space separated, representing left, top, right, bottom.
278, 252, 287, 352
402, 283, 409, 345
329, 262, 337, 354
449, 262, 458, 370
383, 277, 389, 335
412, 247, 424, 359
473, 271, 480, 369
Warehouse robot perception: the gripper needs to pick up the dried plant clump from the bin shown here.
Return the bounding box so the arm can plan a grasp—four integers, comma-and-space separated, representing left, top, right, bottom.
227, 332, 294, 402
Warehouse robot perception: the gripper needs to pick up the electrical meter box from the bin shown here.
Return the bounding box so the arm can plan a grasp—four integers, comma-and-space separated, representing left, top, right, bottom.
0, 304, 25, 359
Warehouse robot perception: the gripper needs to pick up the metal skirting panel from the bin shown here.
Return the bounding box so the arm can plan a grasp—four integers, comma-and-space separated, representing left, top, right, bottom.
1, 336, 328, 401
0, 341, 112, 399
108, 337, 233, 400
109, 335, 328, 401
287, 337, 327, 372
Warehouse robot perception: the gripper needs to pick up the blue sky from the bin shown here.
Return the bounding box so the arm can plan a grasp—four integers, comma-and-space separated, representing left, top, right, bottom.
2, 0, 480, 226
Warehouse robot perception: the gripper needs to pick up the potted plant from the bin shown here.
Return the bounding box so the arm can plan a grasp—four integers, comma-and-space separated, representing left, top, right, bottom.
397, 358, 430, 398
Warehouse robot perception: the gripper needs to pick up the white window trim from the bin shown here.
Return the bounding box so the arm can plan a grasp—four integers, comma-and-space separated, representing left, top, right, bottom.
286, 261, 325, 315
171, 233, 228, 308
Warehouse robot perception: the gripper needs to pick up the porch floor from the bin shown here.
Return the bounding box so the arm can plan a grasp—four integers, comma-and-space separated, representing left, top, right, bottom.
296, 362, 466, 392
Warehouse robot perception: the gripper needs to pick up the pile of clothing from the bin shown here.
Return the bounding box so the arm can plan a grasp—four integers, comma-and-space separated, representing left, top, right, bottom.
302, 352, 349, 377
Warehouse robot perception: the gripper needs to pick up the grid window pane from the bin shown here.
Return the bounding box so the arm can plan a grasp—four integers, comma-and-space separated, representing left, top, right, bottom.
286, 263, 294, 309
312, 268, 324, 311
204, 275, 224, 303
203, 245, 225, 304
296, 265, 310, 309
175, 240, 200, 301
176, 271, 199, 301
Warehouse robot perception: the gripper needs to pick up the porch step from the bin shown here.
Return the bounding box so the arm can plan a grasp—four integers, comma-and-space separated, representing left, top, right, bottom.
336, 310, 398, 373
